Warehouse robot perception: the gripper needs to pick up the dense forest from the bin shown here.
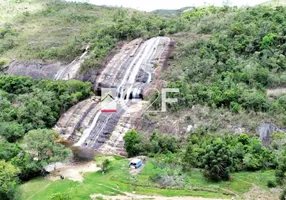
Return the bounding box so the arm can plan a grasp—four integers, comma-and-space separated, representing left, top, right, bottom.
0, 75, 92, 199
124, 129, 286, 183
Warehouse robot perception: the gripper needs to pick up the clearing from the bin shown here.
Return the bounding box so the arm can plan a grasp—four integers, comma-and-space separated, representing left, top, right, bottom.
16, 156, 279, 200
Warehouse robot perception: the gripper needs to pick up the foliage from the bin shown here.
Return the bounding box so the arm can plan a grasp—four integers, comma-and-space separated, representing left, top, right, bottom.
124, 130, 277, 182
0, 160, 19, 200
1, 0, 186, 72
0, 58, 8, 68
123, 129, 144, 157
267, 180, 277, 188
202, 139, 232, 181
49, 193, 71, 200
280, 188, 286, 200
163, 6, 286, 119
0, 75, 84, 193
23, 129, 71, 169
0, 141, 21, 161
15, 156, 276, 200
0, 75, 92, 131
0, 122, 25, 142
276, 148, 286, 185
101, 159, 111, 172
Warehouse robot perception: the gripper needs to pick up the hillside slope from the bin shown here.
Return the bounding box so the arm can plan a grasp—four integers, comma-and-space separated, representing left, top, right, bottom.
0, 0, 183, 74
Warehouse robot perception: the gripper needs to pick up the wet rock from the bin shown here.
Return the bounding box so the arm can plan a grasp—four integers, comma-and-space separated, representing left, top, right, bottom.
135, 68, 149, 83
55, 37, 173, 154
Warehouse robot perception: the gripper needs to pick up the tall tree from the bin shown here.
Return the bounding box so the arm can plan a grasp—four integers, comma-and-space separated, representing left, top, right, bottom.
0, 160, 19, 200
202, 139, 232, 181
23, 129, 71, 168
123, 129, 143, 157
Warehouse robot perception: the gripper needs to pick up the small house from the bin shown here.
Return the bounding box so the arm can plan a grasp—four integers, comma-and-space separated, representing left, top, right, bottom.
129, 158, 142, 169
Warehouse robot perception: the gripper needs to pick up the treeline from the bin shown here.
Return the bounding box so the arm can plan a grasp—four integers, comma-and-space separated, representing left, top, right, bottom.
0, 75, 92, 199
124, 129, 286, 184
81, 8, 185, 72
1, 0, 186, 73
160, 6, 286, 117
35, 1, 185, 72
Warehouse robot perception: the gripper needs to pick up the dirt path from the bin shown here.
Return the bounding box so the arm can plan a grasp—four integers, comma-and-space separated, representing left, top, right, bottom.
91, 193, 230, 200
91, 182, 231, 200
46, 161, 100, 182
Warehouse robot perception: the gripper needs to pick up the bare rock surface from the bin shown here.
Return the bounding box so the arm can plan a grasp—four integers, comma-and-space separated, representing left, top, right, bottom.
7, 46, 89, 80
98, 101, 147, 156
258, 122, 286, 146
7, 60, 63, 79
55, 37, 172, 153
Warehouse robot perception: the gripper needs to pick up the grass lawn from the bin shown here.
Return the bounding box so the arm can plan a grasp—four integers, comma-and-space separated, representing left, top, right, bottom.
15, 156, 276, 200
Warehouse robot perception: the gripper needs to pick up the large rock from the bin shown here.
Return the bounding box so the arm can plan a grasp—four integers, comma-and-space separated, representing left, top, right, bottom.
7, 60, 63, 79
258, 122, 286, 146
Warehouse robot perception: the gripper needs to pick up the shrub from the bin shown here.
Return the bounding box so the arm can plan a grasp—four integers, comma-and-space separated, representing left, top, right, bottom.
267, 180, 277, 188
202, 139, 232, 181
280, 189, 286, 200
49, 193, 71, 200
0, 58, 8, 67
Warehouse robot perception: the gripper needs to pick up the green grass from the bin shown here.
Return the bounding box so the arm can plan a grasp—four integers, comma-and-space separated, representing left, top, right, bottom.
0, 0, 117, 62
16, 156, 276, 200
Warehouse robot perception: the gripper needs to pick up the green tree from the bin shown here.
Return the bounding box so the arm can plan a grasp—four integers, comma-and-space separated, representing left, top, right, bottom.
182, 143, 195, 171
0, 160, 19, 200
202, 139, 232, 181
101, 159, 111, 172
123, 129, 143, 157
23, 129, 71, 168
0, 122, 25, 142
0, 141, 21, 161
276, 149, 286, 185
280, 188, 286, 200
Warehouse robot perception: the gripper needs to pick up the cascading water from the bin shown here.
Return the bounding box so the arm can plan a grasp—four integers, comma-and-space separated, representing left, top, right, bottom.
54, 46, 89, 80
56, 36, 171, 153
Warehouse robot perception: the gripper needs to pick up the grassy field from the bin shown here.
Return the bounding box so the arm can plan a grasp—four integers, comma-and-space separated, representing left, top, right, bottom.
1, 0, 117, 62
15, 156, 277, 200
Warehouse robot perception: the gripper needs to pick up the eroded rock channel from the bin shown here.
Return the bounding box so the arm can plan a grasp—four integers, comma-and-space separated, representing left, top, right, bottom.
55, 36, 171, 155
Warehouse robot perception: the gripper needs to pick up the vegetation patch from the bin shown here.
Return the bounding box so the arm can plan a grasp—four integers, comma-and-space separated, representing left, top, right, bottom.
15, 155, 276, 200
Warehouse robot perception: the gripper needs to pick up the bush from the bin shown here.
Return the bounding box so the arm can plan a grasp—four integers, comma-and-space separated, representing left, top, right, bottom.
267, 180, 277, 188
280, 189, 286, 200
123, 129, 144, 157
202, 139, 232, 181
49, 193, 71, 200
0, 58, 8, 67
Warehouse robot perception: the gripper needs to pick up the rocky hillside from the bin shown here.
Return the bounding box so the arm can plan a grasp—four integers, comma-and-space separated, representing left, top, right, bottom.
1, 1, 286, 200
0, 0, 183, 76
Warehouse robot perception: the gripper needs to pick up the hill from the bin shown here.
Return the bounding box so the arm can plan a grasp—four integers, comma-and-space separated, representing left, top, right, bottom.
1, 1, 286, 200
0, 0, 183, 72
260, 0, 286, 7
151, 6, 194, 15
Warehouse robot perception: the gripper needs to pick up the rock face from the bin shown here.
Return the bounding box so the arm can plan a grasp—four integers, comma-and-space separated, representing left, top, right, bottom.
7, 60, 63, 79
54, 46, 89, 80
7, 46, 89, 80
96, 37, 171, 98
55, 37, 172, 154
98, 101, 147, 156
258, 122, 286, 146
